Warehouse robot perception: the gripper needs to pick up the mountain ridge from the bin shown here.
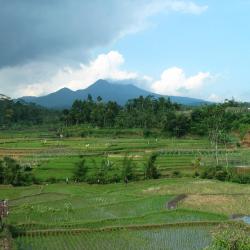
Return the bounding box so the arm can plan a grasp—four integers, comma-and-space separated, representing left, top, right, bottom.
19, 79, 210, 108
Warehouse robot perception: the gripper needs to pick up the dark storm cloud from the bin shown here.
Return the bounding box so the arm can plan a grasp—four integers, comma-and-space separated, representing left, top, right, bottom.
0, 0, 144, 68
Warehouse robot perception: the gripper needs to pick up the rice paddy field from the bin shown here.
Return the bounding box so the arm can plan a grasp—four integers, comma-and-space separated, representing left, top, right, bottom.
2, 179, 250, 249
0, 126, 249, 182
14, 226, 213, 250
0, 126, 250, 249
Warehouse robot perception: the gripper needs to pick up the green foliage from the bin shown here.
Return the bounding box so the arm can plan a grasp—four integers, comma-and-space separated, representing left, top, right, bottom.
200, 165, 250, 184
0, 157, 35, 186
46, 177, 58, 184
85, 158, 121, 184
1, 95, 249, 139
163, 112, 191, 137
205, 224, 250, 250
65, 96, 190, 135
201, 166, 230, 181
63, 96, 250, 138
144, 153, 160, 179
73, 159, 88, 182
64, 96, 120, 127
172, 170, 182, 178
0, 99, 59, 127
143, 128, 153, 138
190, 101, 250, 137
231, 173, 250, 184
238, 124, 250, 140
121, 155, 136, 182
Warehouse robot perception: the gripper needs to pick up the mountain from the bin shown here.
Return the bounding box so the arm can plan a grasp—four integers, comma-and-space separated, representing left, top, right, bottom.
19, 79, 209, 108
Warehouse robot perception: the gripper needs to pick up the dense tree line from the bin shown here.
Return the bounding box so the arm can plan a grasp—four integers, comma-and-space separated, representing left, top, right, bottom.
62, 95, 189, 136
0, 99, 59, 127
62, 95, 120, 128
63, 95, 250, 137
1, 95, 249, 137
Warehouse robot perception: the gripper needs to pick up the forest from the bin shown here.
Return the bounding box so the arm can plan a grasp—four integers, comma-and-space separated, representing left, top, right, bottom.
1, 95, 249, 138
0, 99, 60, 127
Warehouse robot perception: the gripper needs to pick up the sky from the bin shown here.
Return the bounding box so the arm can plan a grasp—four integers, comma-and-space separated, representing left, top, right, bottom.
0, 0, 249, 102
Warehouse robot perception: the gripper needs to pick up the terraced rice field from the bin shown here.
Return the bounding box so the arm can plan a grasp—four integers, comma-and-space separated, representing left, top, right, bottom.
1, 179, 250, 249
1, 127, 250, 249
14, 226, 213, 250
1, 126, 249, 182
2, 178, 250, 249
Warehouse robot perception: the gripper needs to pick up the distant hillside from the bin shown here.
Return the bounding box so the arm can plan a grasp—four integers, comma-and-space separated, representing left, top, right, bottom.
19, 79, 209, 108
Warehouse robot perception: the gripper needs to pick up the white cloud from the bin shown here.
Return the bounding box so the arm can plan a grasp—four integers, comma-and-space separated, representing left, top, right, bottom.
144, 0, 208, 16
208, 93, 222, 102
151, 67, 211, 96
6, 51, 138, 97
133, 0, 208, 33
170, 1, 208, 14
0, 52, 215, 99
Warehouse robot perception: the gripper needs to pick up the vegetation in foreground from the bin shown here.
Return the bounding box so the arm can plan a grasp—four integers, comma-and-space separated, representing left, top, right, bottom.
0, 178, 249, 249
0, 97, 249, 249
206, 224, 250, 250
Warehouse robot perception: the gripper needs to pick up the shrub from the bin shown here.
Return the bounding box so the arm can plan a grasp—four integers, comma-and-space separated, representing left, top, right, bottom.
73, 159, 88, 182
68, 132, 74, 137
85, 172, 98, 184
23, 165, 32, 171
8, 225, 26, 238
214, 170, 228, 181
47, 177, 58, 184
121, 155, 136, 182
80, 131, 86, 138
85, 158, 121, 184
200, 165, 250, 184
0, 157, 35, 186
172, 170, 182, 178
193, 171, 200, 178
200, 166, 216, 179
201, 166, 229, 181
205, 224, 250, 250
105, 171, 121, 183
143, 129, 152, 138
144, 153, 160, 179
231, 174, 250, 184
33, 177, 42, 185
